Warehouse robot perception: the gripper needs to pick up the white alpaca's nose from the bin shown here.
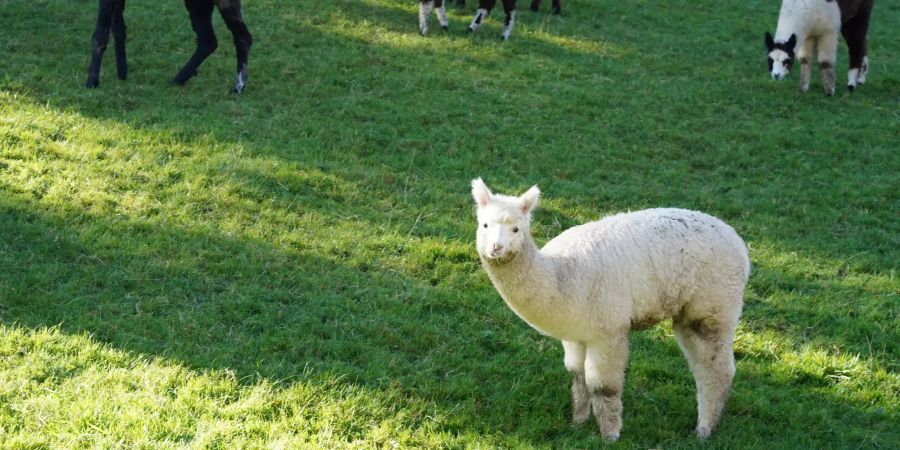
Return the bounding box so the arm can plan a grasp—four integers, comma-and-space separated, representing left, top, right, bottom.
492, 243, 503, 253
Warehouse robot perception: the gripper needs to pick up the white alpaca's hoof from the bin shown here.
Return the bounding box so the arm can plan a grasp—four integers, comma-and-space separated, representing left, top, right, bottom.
696, 426, 712, 439
602, 432, 620, 442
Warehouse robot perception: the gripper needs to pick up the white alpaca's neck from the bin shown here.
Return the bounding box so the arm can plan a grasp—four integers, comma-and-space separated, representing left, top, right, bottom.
480, 235, 570, 337
775, 0, 808, 43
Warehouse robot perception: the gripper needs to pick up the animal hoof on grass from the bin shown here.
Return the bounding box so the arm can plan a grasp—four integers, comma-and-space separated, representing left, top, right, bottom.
696, 426, 712, 439
467, 27, 474, 33
85, 78, 99, 89
847, 84, 856, 92
552, 6, 561, 15
442, 25, 449, 32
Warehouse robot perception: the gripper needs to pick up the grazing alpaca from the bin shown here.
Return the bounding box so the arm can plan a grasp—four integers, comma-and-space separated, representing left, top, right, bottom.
529, 0, 562, 15
86, 0, 253, 93
765, 0, 874, 95
471, 179, 749, 440
467, 0, 518, 40
419, 1, 450, 36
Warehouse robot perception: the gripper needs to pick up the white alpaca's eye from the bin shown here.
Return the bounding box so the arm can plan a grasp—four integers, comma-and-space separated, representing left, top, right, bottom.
512, 227, 519, 233
483, 223, 488, 228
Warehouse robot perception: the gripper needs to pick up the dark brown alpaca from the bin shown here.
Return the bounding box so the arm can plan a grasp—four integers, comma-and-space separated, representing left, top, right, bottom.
86, 0, 253, 93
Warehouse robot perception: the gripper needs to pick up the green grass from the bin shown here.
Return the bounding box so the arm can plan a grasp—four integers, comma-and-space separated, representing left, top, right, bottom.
1, 0, 898, 448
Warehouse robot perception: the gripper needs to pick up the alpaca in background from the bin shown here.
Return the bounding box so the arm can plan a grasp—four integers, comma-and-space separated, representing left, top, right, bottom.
86, 0, 253, 93
765, 0, 874, 95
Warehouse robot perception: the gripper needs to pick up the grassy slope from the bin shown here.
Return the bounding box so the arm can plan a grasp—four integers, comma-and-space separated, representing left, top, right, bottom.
0, 0, 898, 448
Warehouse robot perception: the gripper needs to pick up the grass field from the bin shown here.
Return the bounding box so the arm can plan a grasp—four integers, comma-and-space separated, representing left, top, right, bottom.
1, 0, 898, 448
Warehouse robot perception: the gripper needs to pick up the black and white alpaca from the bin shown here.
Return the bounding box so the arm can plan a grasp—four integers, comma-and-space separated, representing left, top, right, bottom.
529, 0, 562, 15
765, 0, 873, 95
86, 0, 253, 93
467, 0, 518, 40
419, 1, 450, 36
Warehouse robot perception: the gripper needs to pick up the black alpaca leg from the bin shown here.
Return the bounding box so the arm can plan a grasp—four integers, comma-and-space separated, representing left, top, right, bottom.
468, 0, 496, 33
530, 0, 561, 14
86, 0, 124, 88
841, 5, 871, 92
501, 0, 516, 40
111, 0, 128, 80
218, 0, 252, 94
455, 0, 465, 7
173, 0, 217, 86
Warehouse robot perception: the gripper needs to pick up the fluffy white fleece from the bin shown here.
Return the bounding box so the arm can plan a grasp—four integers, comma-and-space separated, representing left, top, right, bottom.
472, 178, 750, 440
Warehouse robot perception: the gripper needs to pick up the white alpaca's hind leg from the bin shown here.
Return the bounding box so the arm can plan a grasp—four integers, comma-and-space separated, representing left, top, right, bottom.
419, 1, 434, 36
584, 335, 629, 441
563, 340, 590, 424
673, 317, 737, 438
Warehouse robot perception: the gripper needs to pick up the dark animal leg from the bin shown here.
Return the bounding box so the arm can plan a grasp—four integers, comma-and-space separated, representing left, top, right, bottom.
841, 8, 871, 91
173, 0, 217, 86
468, 0, 496, 33
86, 0, 124, 88
111, 0, 127, 80
501, 0, 516, 40
531, 0, 561, 14
455, 0, 465, 7
218, 0, 253, 94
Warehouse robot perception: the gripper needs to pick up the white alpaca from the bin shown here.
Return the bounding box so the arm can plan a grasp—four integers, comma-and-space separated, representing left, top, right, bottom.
419, 0, 450, 36
471, 179, 750, 440
766, 0, 841, 95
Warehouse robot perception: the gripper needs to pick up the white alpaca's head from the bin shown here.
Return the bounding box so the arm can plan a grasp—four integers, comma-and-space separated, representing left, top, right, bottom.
471, 178, 540, 264
765, 32, 796, 81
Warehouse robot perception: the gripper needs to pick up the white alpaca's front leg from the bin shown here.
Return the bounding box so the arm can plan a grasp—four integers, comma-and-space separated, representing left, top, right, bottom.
584, 336, 629, 441
818, 33, 839, 96
563, 340, 589, 424
798, 39, 814, 93
419, 1, 434, 36
468, 8, 489, 33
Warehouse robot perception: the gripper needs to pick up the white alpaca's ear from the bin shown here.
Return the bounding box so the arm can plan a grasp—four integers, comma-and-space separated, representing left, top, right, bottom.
471, 178, 493, 208
519, 185, 540, 215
